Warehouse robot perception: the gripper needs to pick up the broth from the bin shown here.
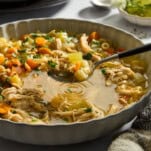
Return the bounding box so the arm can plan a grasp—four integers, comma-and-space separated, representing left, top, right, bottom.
23, 70, 120, 111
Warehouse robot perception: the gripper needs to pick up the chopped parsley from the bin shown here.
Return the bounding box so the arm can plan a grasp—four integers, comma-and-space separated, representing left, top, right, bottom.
33, 54, 41, 59
63, 118, 69, 122
5, 77, 10, 83
101, 68, 106, 75
12, 110, 17, 114
48, 61, 57, 68
83, 53, 92, 60
90, 39, 101, 49
30, 33, 39, 38
66, 88, 72, 93
18, 49, 26, 53
85, 108, 92, 113
0, 83, 2, 87
91, 39, 100, 45
18, 54, 27, 64
34, 68, 40, 71
45, 35, 54, 42
24, 37, 29, 43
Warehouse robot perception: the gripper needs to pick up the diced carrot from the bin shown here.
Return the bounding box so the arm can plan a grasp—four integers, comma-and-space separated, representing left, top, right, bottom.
38, 47, 51, 54
6, 61, 13, 68
117, 48, 125, 52
0, 103, 11, 114
106, 48, 114, 55
11, 59, 21, 66
6, 59, 21, 68
35, 37, 47, 47
5, 53, 13, 59
0, 53, 5, 65
88, 32, 100, 43
7, 47, 17, 54
5, 47, 17, 59
73, 62, 82, 72
26, 59, 39, 69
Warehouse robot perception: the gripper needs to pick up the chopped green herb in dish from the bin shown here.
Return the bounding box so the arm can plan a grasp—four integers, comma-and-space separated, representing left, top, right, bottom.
125, 0, 151, 17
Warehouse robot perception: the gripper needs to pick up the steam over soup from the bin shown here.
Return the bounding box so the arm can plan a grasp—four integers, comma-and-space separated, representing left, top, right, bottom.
0, 30, 148, 124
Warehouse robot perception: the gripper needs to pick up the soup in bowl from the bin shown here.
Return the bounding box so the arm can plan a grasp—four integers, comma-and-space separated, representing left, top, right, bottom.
0, 18, 150, 145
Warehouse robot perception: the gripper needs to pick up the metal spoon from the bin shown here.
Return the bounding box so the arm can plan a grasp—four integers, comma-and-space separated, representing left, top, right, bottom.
91, 0, 111, 9
49, 43, 151, 82
94, 43, 151, 68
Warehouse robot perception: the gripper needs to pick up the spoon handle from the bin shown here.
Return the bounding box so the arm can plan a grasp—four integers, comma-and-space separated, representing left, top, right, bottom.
118, 43, 151, 58
94, 43, 151, 68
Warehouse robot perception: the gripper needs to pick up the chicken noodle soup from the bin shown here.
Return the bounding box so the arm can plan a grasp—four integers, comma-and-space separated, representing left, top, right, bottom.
0, 30, 148, 124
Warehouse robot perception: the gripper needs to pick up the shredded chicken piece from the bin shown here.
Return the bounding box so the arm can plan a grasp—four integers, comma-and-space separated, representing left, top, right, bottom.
3, 109, 31, 123
116, 84, 143, 95
119, 97, 128, 106
55, 38, 62, 50
20, 88, 44, 97
103, 61, 135, 84
51, 50, 67, 58
80, 34, 92, 53
64, 46, 77, 53
3, 108, 46, 124
1, 87, 18, 100
1, 87, 46, 113
106, 104, 120, 115
92, 54, 101, 61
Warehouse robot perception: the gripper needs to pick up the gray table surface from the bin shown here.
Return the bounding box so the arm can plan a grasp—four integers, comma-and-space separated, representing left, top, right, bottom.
0, 0, 151, 150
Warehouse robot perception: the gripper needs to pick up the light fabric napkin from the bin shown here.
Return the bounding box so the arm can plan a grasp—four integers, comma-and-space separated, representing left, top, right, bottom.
108, 101, 151, 151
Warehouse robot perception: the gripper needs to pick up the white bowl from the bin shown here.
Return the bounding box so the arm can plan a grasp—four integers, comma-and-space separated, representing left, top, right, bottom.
118, 7, 151, 26
0, 18, 151, 145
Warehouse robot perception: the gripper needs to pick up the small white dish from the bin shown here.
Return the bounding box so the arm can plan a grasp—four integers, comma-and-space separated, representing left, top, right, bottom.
119, 7, 151, 26
91, 0, 111, 9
